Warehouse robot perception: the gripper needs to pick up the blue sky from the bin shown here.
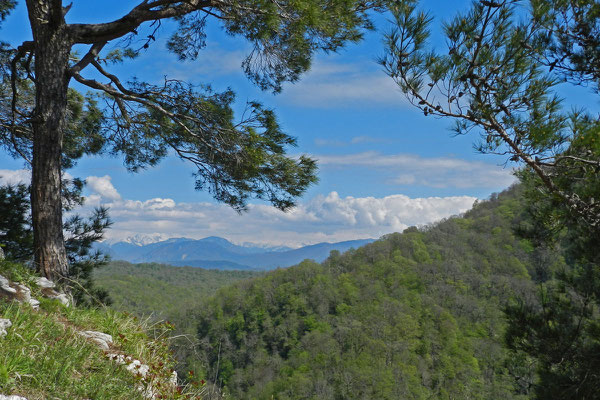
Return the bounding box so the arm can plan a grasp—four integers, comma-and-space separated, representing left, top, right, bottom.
0, 1, 533, 246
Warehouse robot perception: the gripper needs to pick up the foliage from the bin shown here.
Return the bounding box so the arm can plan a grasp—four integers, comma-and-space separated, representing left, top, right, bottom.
0, 183, 112, 306
504, 169, 600, 399
532, 0, 600, 89
189, 186, 548, 399
382, 1, 600, 397
93, 261, 263, 380
94, 261, 261, 319
0, 184, 32, 261
381, 0, 599, 227
0, 0, 386, 280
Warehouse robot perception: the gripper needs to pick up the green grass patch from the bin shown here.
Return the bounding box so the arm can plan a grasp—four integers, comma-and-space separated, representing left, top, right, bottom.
0, 301, 143, 400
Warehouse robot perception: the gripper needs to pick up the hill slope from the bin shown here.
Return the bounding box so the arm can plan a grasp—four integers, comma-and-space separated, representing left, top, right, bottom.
191, 185, 549, 399
93, 261, 262, 320
0, 262, 205, 399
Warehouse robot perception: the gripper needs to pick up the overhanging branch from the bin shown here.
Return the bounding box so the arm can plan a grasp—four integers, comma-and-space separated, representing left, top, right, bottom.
68, 0, 215, 44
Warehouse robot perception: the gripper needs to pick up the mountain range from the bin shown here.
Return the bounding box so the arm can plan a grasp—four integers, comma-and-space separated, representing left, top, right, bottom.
95, 236, 375, 270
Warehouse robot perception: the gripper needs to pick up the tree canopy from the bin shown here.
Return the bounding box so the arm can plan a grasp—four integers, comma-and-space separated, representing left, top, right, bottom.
382, 0, 600, 397
0, 0, 383, 279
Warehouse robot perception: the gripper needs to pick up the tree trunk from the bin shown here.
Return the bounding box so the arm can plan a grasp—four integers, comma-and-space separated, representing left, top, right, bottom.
27, 0, 71, 280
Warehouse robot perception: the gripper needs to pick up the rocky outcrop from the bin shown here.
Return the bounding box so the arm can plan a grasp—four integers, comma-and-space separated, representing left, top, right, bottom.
106, 353, 178, 399
77, 330, 113, 351
0, 274, 69, 309
0, 318, 11, 338
34, 277, 70, 306
0, 271, 178, 400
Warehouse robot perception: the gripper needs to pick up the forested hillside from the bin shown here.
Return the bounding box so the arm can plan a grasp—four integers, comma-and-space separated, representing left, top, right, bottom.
94, 262, 262, 320
191, 185, 555, 399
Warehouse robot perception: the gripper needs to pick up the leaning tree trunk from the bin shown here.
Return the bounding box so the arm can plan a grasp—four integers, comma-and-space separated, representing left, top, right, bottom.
27, 0, 71, 280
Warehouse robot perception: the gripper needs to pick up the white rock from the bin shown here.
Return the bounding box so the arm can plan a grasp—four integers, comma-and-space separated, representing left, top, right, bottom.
78, 330, 113, 350
13, 284, 31, 303
170, 370, 178, 387
126, 359, 150, 377
34, 277, 55, 289
0, 275, 16, 294
0, 395, 29, 400
47, 293, 70, 307
28, 298, 40, 310
0, 318, 12, 338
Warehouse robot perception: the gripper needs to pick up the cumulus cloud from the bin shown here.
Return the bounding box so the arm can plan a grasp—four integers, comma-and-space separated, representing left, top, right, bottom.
86, 175, 121, 201
0, 169, 482, 247
80, 184, 477, 247
315, 151, 517, 189
0, 169, 31, 185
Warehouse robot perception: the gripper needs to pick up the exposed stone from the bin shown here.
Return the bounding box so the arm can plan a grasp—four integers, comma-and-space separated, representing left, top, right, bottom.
0, 318, 12, 338
49, 293, 70, 307
13, 284, 31, 303
0, 395, 28, 400
0, 246, 4, 260
170, 370, 178, 387
0, 274, 16, 295
41, 287, 71, 307
126, 359, 150, 378
0, 276, 40, 309
78, 330, 113, 350
34, 277, 55, 289
28, 298, 40, 310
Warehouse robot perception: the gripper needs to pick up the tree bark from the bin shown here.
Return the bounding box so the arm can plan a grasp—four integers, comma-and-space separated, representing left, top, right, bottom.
26, 0, 71, 280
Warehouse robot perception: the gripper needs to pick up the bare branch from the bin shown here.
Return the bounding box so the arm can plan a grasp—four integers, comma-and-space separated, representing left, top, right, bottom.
68, 0, 215, 44
69, 42, 106, 75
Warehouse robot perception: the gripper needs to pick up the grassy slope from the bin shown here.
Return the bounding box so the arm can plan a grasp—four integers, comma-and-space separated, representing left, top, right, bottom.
0, 262, 205, 400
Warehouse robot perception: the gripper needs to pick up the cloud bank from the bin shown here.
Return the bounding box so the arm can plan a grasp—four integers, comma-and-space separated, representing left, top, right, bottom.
83, 182, 476, 247
0, 169, 478, 247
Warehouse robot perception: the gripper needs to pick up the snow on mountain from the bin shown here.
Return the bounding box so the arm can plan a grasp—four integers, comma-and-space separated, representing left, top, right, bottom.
98, 236, 376, 270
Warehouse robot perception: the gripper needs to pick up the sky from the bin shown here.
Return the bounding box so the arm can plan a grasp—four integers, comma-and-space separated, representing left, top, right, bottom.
0, 0, 525, 247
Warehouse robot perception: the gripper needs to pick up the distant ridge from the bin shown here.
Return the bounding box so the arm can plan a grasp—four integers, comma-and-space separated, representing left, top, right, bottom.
95, 236, 375, 270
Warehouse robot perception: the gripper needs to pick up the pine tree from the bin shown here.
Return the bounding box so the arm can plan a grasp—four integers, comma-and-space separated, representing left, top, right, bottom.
0, 0, 384, 280
381, 0, 600, 397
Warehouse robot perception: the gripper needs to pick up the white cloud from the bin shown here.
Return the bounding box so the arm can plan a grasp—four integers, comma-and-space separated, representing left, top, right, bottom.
86, 175, 121, 201
78, 181, 477, 247
280, 59, 406, 107
0, 169, 31, 185
0, 169, 76, 186
0, 169, 486, 248
314, 151, 516, 189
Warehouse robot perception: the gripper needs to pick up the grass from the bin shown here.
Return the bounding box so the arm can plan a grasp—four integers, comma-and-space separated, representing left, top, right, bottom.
0, 260, 208, 399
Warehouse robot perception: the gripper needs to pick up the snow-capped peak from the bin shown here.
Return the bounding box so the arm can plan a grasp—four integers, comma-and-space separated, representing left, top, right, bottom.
117, 233, 171, 246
